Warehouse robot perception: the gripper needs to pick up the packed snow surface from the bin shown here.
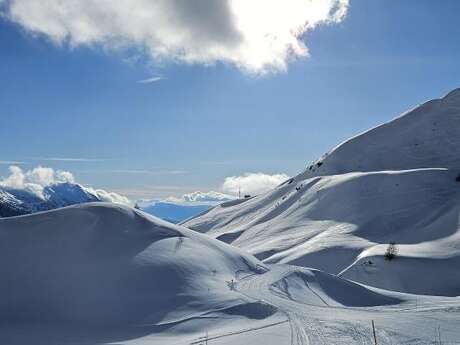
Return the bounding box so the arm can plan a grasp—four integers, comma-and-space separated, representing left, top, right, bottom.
1, 203, 460, 344
0, 203, 267, 325
183, 88, 460, 296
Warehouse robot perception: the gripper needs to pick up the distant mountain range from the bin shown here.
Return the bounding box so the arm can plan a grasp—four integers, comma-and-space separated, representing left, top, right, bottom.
0, 178, 234, 223
0, 183, 101, 217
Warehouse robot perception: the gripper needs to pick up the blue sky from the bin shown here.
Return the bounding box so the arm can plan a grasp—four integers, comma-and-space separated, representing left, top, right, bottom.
1, 0, 460, 200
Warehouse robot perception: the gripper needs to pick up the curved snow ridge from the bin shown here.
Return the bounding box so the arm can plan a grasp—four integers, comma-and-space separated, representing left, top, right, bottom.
182, 88, 460, 296
339, 253, 460, 297
0, 203, 267, 325
184, 167, 460, 295
270, 269, 401, 308
297, 88, 460, 179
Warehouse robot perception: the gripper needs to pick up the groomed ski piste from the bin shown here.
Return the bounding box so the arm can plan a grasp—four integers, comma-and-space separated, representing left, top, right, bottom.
1, 203, 460, 344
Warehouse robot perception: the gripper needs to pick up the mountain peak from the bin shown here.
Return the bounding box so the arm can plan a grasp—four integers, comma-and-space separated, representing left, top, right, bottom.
297, 87, 460, 178
442, 87, 460, 104
0, 182, 101, 217
183, 88, 460, 296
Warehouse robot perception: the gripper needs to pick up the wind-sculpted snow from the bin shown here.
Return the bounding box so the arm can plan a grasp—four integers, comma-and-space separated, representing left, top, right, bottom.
183, 88, 460, 296
339, 250, 460, 297
185, 168, 460, 296
0, 203, 266, 325
271, 270, 401, 307
1, 204, 460, 344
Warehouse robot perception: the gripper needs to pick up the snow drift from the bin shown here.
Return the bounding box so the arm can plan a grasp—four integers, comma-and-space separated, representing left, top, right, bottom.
183, 88, 460, 296
270, 269, 401, 307
0, 203, 266, 325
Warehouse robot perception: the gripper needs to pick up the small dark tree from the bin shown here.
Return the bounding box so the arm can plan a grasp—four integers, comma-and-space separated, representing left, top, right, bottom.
384, 242, 398, 261
456, 174, 460, 182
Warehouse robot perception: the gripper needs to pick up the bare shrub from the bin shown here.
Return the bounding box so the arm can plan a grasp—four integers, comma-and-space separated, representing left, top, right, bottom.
384, 242, 398, 261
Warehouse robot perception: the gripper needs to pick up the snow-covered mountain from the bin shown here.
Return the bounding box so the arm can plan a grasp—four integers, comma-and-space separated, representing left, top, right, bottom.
0, 203, 266, 325
0, 182, 102, 217
183, 88, 460, 296
2, 203, 460, 345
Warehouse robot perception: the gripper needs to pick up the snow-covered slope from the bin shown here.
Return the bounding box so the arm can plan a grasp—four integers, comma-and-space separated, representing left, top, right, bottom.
0, 183, 103, 217
0, 203, 266, 325
269, 267, 401, 308
299, 87, 460, 177
2, 201, 460, 345
183, 88, 460, 296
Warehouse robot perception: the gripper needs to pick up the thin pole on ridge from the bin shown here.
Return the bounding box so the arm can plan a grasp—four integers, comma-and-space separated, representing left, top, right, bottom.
371, 320, 378, 345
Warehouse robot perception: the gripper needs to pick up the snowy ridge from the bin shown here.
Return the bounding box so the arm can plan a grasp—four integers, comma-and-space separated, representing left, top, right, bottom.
298, 88, 460, 177
0, 203, 266, 325
183, 88, 460, 296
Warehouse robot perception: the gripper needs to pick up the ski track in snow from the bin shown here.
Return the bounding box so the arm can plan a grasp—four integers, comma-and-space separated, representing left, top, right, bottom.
230, 265, 460, 345
235, 265, 330, 345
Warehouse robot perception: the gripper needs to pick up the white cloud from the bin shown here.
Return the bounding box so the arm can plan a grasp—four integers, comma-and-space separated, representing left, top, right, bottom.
222, 172, 289, 196
2, 0, 348, 74
0, 160, 25, 165
79, 169, 188, 175
84, 187, 132, 205
26, 166, 76, 186
0, 166, 76, 198
182, 191, 234, 203
28, 157, 106, 162
138, 191, 234, 208
137, 76, 164, 84
133, 173, 290, 204
0, 165, 130, 205
171, 191, 234, 204
0, 166, 26, 189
